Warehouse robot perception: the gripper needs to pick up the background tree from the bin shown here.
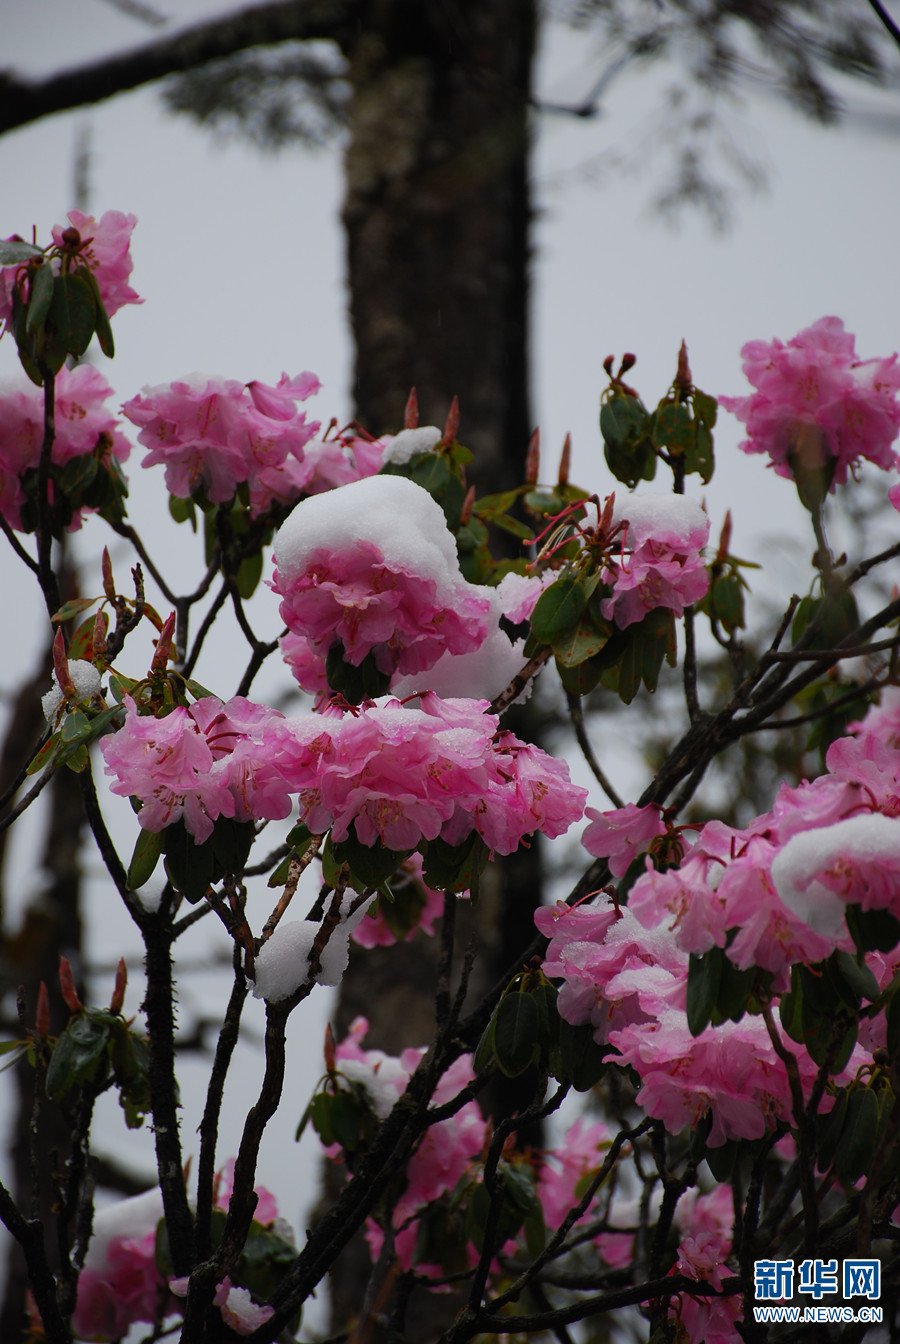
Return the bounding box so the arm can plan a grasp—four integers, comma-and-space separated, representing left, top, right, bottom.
3, 1, 900, 1336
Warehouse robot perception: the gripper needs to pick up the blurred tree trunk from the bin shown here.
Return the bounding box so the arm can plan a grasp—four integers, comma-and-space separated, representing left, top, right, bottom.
326, 5, 539, 1337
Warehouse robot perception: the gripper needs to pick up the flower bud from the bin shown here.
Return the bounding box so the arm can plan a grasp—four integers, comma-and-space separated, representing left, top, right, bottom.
58, 956, 83, 1014
110, 957, 127, 1015
35, 982, 50, 1040
442, 395, 460, 446
52, 628, 75, 699
525, 428, 540, 486
558, 432, 571, 487
323, 1022, 336, 1075
150, 611, 176, 674
101, 547, 116, 602
403, 386, 419, 430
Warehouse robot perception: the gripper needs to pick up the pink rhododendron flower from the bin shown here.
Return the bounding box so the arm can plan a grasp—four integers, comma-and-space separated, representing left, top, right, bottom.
599, 494, 709, 630
71, 1189, 168, 1341
272, 474, 491, 677
52, 208, 141, 314
582, 802, 667, 877
274, 692, 586, 855
0, 365, 130, 531
100, 694, 290, 844
214, 1157, 279, 1227
334, 1018, 488, 1272
123, 371, 348, 516
720, 316, 900, 490
772, 812, 900, 939
540, 898, 687, 1044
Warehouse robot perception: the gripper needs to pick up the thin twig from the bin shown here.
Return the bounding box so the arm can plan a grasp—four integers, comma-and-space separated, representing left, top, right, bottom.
565, 691, 623, 806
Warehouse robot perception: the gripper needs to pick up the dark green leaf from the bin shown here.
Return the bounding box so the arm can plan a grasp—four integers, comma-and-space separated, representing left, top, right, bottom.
553, 616, 609, 668
685, 422, 715, 483
836, 1086, 880, 1185
530, 577, 588, 646
651, 402, 693, 454
692, 390, 717, 428
845, 904, 900, 955
816, 1087, 848, 1173
325, 641, 392, 705
128, 826, 163, 891
493, 992, 540, 1077
79, 265, 115, 357
236, 549, 263, 600
26, 733, 61, 775
45, 1015, 110, 1100
0, 240, 43, 264
59, 710, 91, 744
162, 816, 256, 904
25, 261, 53, 338
47, 272, 97, 358
687, 949, 721, 1037
421, 832, 487, 894
333, 830, 411, 888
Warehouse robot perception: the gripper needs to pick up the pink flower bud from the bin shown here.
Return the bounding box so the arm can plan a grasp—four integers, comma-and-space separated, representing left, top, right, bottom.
324, 1022, 336, 1075
460, 483, 476, 526
35, 982, 50, 1040
92, 609, 108, 662
558, 432, 571, 487
525, 428, 540, 486
403, 386, 419, 430
110, 957, 127, 1015
52, 628, 75, 699
150, 611, 176, 673
442, 395, 460, 446
101, 547, 115, 601
58, 957, 83, 1014
675, 340, 691, 392
716, 510, 732, 564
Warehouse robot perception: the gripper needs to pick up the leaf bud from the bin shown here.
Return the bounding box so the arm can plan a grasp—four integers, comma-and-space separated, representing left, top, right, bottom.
525, 428, 540, 485
557, 432, 572, 487
110, 957, 127, 1015
58, 956, 83, 1014
35, 982, 50, 1040
442, 395, 460, 446
403, 386, 419, 430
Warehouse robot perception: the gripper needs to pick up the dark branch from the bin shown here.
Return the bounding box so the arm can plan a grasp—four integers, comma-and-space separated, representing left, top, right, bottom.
0, 0, 359, 137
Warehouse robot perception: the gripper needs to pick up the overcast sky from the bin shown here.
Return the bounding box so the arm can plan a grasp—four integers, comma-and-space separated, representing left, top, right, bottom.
3, 2, 900, 1329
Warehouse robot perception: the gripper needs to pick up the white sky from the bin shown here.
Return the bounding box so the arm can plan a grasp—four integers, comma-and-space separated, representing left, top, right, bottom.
2, 1, 900, 1330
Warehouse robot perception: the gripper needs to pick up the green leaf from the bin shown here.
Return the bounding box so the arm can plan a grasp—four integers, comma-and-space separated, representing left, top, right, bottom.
0, 240, 43, 264
685, 421, 715, 483
59, 710, 91, 744
816, 1087, 848, 1173
45, 1015, 111, 1101
162, 816, 256, 904
651, 402, 693, 454
492, 992, 540, 1077
24, 261, 53, 338
128, 826, 163, 890
845, 904, 900, 955
421, 832, 487, 894
325, 641, 392, 705
53, 596, 102, 623
553, 615, 609, 668
686, 949, 721, 1037
332, 830, 410, 889
836, 1086, 880, 1185
27, 732, 61, 775
692, 390, 717, 427
79, 265, 115, 357
530, 577, 588, 646
236, 549, 263, 600
47, 272, 97, 359
168, 493, 196, 528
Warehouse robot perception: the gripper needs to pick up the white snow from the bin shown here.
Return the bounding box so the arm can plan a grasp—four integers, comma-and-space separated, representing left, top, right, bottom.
772, 813, 900, 938
611, 492, 708, 545
81, 1187, 163, 1266
379, 425, 442, 464
336, 1055, 407, 1119
274, 473, 466, 595
42, 658, 103, 722
252, 898, 376, 1002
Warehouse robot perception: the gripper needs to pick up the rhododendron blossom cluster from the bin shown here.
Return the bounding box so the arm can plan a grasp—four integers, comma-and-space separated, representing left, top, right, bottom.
0, 364, 130, 530
600, 493, 710, 629
274, 691, 587, 855
100, 694, 290, 843
720, 315, 900, 490
0, 208, 141, 330
121, 371, 360, 516
272, 473, 493, 676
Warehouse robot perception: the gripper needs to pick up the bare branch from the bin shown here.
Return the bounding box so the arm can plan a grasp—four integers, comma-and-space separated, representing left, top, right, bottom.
0, 0, 359, 137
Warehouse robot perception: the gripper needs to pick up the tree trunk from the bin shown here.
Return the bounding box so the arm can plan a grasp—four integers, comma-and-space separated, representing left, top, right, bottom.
326, 5, 539, 1337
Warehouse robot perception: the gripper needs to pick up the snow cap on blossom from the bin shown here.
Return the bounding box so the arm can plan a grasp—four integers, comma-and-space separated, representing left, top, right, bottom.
272, 474, 491, 677
0, 364, 130, 531
71, 1189, 167, 1341
600, 493, 710, 630
772, 812, 900, 939
52, 209, 142, 315
123, 370, 336, 517
273, 692, 586, 857
42, 659, 103, 724
720, 316, 900, 491
379, 424, 442, 464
